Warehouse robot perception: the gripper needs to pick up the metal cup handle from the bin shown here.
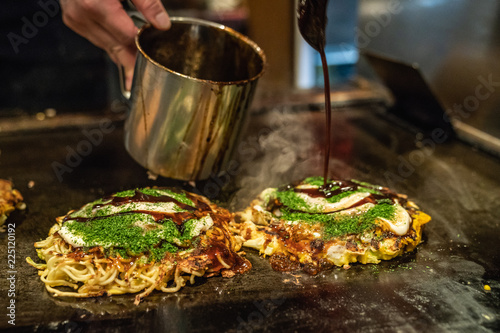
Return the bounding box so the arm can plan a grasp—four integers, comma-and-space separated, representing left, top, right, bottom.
119, 10, 148, 99
119, 65, 131, 99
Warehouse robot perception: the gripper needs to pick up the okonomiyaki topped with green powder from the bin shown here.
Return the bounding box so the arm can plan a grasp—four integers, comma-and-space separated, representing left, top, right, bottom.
234, 177, 431, 275
27, 187, 250, 304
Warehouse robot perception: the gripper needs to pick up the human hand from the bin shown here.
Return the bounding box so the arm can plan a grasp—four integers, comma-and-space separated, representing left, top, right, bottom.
60, 0, 171, 90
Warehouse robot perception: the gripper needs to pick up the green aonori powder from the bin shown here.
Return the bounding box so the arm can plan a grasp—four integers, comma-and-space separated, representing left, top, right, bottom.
271, 178, 398, 238
59, 188, 210, 261
280, 203, 396, 239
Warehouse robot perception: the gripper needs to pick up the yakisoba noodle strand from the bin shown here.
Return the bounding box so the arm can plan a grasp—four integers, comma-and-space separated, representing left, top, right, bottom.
27, 188, 251, 304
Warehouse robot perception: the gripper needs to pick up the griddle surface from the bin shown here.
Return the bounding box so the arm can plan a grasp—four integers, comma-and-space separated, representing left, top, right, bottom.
1, 105, 499, 332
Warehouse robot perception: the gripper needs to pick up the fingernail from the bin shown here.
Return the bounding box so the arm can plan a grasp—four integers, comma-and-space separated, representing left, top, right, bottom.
155, 12, 171, 30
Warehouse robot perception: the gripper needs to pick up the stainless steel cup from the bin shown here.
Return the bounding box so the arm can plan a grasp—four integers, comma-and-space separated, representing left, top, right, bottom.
124, 17, 266, 181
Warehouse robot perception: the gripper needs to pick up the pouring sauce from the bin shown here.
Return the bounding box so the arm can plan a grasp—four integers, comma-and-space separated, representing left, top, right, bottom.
297, 0, 331, 187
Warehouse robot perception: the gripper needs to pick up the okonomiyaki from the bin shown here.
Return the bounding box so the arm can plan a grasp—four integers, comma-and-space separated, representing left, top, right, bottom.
27, 187, 251, 304
234, 177, 431, 275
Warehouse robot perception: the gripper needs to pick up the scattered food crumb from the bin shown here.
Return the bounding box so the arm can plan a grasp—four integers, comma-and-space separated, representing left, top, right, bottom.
35, 112, 45, 121
283, 273, 301, 285
343, 264, 351, 270
147, 171, 158, 180
484, 285, 491, 291
44, 108, 57, 118
28, 180, 35, 188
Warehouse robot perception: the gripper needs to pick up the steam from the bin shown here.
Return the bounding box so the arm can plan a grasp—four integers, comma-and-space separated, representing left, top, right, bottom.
227, 106, 324, 210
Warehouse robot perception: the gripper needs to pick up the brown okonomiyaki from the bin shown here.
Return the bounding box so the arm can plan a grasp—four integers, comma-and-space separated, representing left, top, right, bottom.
233, 177, 431, 275
27, 187, 250, 304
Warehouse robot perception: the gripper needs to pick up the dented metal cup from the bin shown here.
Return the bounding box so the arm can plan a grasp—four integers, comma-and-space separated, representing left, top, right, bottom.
124, 17, 266, 180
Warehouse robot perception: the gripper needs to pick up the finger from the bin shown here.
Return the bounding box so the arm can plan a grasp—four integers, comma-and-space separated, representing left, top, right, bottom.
93, 4, 138, 46
63, 13, 137, 83
62, 0, 138, 49
64, 16, 131, 58
132, 0, 171, 30
60, 0, 138, 90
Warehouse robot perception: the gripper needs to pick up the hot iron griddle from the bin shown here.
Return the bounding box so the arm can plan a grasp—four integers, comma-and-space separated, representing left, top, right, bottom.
0, 102, 499, 332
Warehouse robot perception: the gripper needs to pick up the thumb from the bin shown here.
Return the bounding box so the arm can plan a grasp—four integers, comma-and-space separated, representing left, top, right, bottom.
133, 0, 171, 30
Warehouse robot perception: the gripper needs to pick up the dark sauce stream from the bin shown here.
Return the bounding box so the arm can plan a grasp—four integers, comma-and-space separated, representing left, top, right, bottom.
320, 49, 332, 187
297, 0, 331, 187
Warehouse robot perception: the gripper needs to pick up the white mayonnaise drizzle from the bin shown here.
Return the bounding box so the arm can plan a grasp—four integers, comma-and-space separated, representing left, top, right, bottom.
377, 204, 411, 236
296, 191, 372, 213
